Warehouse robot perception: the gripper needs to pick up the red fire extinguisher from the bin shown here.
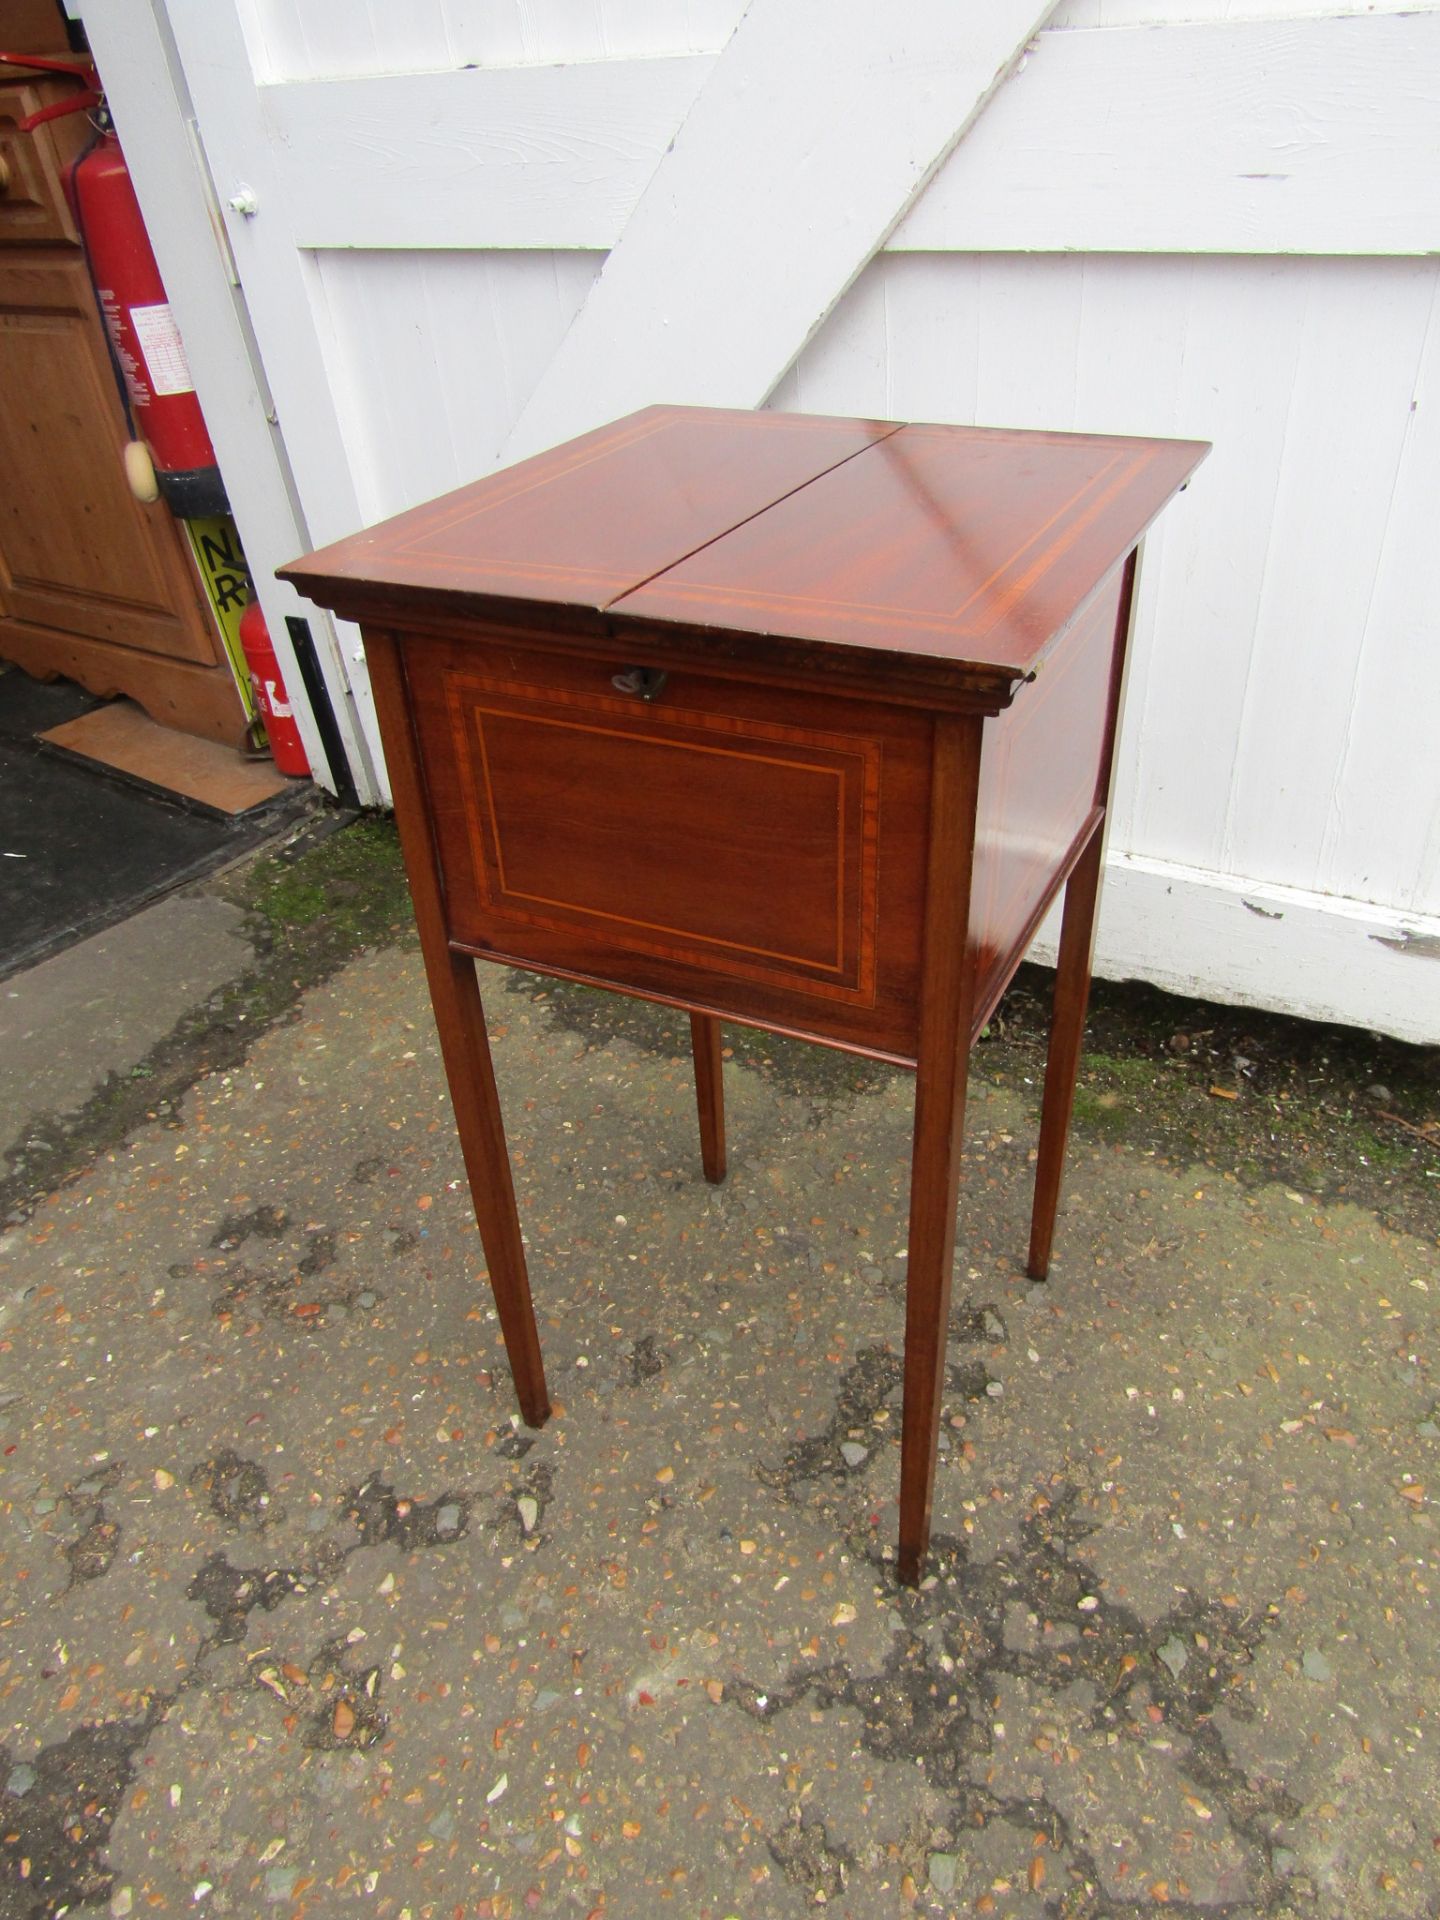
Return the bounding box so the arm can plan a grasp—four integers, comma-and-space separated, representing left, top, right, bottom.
70, 129, 229, 517
238, 600, 310, 777
4, 53, 227, 517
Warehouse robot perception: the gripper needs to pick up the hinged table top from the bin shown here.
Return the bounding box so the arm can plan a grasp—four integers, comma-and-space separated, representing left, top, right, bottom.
282, 406, 1206, 699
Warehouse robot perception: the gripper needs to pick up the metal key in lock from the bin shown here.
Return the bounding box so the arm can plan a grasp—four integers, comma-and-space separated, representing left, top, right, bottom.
610, 666, 668, 701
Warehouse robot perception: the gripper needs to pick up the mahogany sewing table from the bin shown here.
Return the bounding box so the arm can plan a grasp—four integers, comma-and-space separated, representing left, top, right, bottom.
282, 406, 1205, 1583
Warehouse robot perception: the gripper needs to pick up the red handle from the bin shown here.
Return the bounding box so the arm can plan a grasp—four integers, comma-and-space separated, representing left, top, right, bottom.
0, 50, 102, 128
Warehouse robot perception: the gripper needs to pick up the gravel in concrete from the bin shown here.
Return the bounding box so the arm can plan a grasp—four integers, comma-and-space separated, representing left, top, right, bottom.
1, 941, 1437, 1920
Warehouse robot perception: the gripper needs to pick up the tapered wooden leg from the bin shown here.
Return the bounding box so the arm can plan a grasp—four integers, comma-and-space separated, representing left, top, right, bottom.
363, 629, 549, 1429
897, 717, 983, 1587
899, 1037, 974, 1586
689, 1012, 727, 1184
432, 952, 551, 1428
1027, 822, 1106, 1283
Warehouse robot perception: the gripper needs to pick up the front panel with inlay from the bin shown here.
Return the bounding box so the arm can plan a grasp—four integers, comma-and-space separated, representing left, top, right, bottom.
403, 631, 935, 1059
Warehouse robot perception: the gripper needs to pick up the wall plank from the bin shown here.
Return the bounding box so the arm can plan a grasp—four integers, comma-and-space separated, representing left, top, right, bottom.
259, 12, 1440, 257
1317, 283, 1440, 914
248, 0, 747, 79
895, 11, 1440, 258
1117, 260, 1307, 875
315, 251, 599, 522
264, 57, 715, 252
1220, 264, 1435, 894
1036, 855, 1440, 1048
1048, 0, 1431, 25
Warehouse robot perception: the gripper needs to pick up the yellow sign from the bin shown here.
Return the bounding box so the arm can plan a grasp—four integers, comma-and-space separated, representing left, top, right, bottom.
186, 513, 258, 722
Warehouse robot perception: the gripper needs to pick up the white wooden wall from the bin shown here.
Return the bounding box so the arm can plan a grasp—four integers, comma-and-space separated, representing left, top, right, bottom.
82, 0, 1440, 1041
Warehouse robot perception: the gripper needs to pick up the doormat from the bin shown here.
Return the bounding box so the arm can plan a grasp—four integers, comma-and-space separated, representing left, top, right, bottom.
0, 669, 307, 981
39, 700, 292, 817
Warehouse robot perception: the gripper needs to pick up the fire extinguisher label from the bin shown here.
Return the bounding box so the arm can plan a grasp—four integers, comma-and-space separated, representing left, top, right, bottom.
129, 302, 196, 398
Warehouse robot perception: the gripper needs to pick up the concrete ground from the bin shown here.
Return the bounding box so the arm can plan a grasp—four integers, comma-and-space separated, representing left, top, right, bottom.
1, 826, 1438, 1920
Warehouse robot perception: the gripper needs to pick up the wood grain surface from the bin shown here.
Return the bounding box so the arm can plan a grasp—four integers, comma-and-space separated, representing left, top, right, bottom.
285, 407, 898, 617
619, 423, 1199, 676
404, 630, 934, 1059
283, 407, 1204, 699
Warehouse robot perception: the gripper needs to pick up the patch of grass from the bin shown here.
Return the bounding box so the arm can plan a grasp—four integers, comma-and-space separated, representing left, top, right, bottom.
1079, 1050, 1161, 1093
977, 964, 1440, 1241
238, 815, 409, 946
1073, 1086, 1137, 1138
253, 871, 329, 927
1347, 1124, 1414, 1173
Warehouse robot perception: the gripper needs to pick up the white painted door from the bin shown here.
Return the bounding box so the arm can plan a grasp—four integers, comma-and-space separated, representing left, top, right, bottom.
75, 0, 1440, 1039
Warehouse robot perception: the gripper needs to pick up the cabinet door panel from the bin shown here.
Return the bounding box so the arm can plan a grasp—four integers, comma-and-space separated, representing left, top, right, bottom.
405, 630, 935, 1060
458, 678, 868, 983
0, 257, 216, 663
0, 81, 80, 246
